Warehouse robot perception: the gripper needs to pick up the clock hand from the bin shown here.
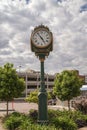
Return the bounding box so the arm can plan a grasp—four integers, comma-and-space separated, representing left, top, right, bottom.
37, 33, 45, 43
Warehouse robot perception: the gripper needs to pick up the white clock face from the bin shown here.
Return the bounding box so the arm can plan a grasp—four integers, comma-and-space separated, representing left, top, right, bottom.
32, 29, 51, 47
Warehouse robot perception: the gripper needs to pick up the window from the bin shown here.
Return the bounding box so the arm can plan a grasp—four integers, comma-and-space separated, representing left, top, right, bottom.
27, 85, 37, 89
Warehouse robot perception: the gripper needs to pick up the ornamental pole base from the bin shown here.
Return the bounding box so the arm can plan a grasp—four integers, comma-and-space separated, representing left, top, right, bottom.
38, 91, 48, 124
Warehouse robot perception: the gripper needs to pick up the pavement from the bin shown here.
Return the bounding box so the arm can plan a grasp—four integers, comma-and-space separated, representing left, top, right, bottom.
79, 127, 87, 130
0, 117, 6, 130
0, 101, 70, 116
0, 102, 38, 116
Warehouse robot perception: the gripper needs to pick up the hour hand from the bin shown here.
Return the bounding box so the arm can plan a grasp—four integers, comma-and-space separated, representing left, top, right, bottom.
37, 33, 45, 43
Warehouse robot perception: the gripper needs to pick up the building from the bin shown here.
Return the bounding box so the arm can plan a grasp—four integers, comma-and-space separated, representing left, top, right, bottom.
17, 69, 55, 97
85, 75, 87, 84
17, 69, 87, 98
72, 70, 85, 82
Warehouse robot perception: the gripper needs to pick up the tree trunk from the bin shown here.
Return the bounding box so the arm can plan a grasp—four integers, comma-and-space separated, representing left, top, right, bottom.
6, 100, 9, 116
68, 100, 70, 111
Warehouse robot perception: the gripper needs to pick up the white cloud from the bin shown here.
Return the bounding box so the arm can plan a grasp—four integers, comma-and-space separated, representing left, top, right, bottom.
0, 0, 87, 75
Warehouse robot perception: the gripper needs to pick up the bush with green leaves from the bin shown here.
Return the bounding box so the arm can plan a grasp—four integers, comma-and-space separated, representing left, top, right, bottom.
52, 116, 77, 130
4, 112, 58, 130
74, 100, 87, 114
48, 109, 87, 128
25, 90, 52, 104
3, 109, 87, 130
48, 109, 77, 130
4, 112, 32, 130
29, 109, 38, 123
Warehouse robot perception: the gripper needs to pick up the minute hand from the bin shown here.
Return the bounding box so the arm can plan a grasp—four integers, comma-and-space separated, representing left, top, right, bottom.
37, 33, 45, 43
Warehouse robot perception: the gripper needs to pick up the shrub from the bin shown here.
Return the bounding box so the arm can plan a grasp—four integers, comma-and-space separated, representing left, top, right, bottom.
48, 109, 87, 129
5, 116, 22, 130
74, 100, 87, 114
52, 116, 77, 130
48, 109, 58, 121
75, 119, 87, 128
4, 112, 32, 130
29, 109, 38, 122
3, 109, 87, 130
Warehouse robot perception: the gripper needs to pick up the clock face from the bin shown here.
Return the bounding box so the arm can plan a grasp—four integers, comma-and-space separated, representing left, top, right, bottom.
31, 29, 52, 48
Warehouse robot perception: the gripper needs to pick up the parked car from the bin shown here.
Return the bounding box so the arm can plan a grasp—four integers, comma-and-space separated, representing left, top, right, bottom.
48, 99, 56, 105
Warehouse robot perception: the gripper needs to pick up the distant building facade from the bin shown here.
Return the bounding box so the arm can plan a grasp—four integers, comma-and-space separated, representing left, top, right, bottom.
17, 70, 55, 97
17, 69, 87, 98
85, 75, 87, 84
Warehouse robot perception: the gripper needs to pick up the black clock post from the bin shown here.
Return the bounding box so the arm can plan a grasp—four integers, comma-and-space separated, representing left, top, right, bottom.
30, 25, 53, 124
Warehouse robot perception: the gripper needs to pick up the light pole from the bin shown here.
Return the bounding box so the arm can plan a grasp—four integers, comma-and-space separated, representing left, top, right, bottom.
38, 54, 48, 123
19, 65, 21, 73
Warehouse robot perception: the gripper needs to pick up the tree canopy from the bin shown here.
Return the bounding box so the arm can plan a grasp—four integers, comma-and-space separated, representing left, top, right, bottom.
0, 63, 25, 115
53, 70, 84, 110
26, 90, 52, 104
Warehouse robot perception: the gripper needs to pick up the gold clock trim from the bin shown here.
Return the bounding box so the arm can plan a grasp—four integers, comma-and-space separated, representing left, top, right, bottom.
30, 27, 53, 49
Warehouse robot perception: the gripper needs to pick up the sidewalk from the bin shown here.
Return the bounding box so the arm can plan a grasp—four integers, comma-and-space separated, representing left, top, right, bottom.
79, 127, 87, 130
0, 119, 6, 130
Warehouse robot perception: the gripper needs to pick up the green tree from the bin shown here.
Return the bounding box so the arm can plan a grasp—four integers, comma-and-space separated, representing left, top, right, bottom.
26, 90, 51, 103
26, 90, 38, 103
0, 63, 25, 115
53, 70, 84, 110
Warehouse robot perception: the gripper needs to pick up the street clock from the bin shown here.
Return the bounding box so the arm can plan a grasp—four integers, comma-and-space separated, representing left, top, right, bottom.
30, 24, 53, 123
30, 25, 53, 56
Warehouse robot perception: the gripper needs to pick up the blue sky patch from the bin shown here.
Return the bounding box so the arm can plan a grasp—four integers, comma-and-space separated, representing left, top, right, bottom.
80, 3, 87, 12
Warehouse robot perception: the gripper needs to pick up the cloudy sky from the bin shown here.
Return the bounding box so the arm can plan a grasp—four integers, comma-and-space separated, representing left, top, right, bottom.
0, 0, 87, 75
